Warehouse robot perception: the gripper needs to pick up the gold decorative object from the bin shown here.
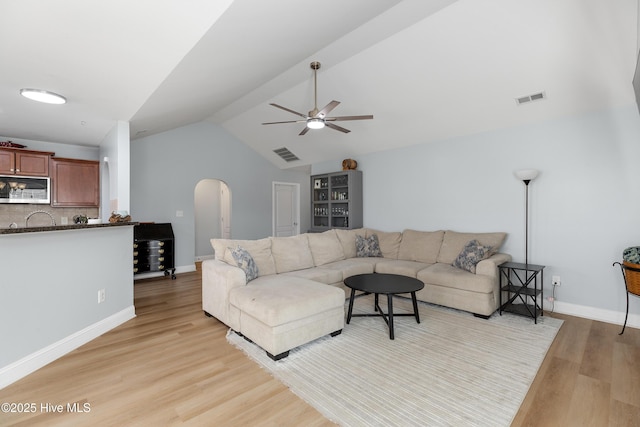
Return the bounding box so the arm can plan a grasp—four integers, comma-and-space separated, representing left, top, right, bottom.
109, 212, 131, 223
342, 159, 357, 170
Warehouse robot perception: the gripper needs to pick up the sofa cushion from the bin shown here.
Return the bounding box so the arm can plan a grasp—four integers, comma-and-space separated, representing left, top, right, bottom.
374, 259, 431, 278
321, 258, 377, 279
228, 246, 259, 281
417, 263, 495, 294
397, 229, 444, 264
213, 237, 276, 276
436, 231, 507, 264
356, 234, 383, 257
452, 240, 493, 273
366, 229, 402, 259
307, 230, 346, 266
271, 234, 315, 273
230, 277, 345, 327
283, 267, 344, 285
335, 228, 367, 258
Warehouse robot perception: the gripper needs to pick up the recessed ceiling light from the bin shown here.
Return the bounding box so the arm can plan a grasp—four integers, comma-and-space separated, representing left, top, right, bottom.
20, 88, 67, 105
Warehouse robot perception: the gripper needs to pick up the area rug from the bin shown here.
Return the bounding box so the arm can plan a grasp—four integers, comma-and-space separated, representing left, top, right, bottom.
227, 295, 563, 427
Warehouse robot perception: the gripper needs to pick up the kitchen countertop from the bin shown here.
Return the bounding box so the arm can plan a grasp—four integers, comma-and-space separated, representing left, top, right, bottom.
0, 221, 138, 235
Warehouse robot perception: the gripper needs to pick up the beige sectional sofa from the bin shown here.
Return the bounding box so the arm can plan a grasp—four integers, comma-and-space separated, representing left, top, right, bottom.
203, 228, 510, 360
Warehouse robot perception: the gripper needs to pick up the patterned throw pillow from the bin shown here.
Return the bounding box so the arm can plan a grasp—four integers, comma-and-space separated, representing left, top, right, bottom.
452, 240, 493, 273
356, 234, 383, 258
230, 246, 259, 282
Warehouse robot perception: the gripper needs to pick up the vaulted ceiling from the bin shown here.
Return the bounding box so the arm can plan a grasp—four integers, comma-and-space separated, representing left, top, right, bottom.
1, 0, 637, 169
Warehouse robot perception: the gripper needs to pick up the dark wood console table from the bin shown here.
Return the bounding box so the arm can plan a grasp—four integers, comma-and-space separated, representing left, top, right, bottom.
134, 223, 176, 279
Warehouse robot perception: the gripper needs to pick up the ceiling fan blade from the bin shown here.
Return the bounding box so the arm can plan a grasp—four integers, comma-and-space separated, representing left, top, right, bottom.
270, 103, 307, 119
264, 63, 370, 134
262, 120, 306, 125
316, 100, 340, 118
325, 122, 351, 134
326, 115, 374, 122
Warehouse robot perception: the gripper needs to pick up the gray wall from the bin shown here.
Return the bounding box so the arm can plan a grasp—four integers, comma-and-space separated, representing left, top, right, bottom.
130, 121, 310, 269
0, 226, 134, 368
313, 105, 640, 320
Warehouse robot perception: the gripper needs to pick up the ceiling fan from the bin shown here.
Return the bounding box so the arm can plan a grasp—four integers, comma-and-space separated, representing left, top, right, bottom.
262, 61, 373, 135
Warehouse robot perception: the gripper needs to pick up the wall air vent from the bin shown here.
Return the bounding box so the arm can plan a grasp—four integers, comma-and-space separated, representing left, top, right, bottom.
273, 147, 300, 162
515, 91, 547, 106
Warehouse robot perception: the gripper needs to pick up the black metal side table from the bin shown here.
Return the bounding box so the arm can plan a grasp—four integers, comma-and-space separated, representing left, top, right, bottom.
499, 262, 545, 323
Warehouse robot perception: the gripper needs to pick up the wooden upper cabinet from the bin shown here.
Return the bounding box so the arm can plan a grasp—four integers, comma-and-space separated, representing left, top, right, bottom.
0, 148, 53, 176
16, 151, 51, 176
0, 150, 14, 174
50, 157, 100, 207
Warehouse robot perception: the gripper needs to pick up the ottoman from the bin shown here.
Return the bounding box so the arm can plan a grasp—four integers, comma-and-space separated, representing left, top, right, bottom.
229, 277, 345, 360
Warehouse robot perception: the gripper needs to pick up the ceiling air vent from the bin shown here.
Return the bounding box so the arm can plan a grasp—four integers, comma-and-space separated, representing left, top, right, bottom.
273, 147, 300, 162
515, 91, 547, 106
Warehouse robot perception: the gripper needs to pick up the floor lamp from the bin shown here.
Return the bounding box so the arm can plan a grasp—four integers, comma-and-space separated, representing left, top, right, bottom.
515, 169, 539, 265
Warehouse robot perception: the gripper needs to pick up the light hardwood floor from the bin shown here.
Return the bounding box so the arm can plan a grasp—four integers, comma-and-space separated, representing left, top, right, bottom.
1, 271, 639, 426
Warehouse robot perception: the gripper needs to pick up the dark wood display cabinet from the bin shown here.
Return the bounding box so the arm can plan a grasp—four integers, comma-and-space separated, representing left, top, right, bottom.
133, 223, 176, 279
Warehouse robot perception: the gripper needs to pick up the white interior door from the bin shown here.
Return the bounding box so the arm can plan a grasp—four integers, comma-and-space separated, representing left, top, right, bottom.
273, 182, 299, 237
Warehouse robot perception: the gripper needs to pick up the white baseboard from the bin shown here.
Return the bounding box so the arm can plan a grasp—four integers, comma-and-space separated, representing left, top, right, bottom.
133, 264, 196, 280
195, 255, 215, 262
0, 306, 136, 390
551, 300, 640, 330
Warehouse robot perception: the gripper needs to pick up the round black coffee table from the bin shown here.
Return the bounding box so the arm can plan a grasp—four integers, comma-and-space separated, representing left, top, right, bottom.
344, 273, 424, 339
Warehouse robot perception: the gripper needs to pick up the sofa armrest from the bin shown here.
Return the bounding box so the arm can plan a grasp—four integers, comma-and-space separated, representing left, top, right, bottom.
475, 253, 512, 279
202, 259, 247, 327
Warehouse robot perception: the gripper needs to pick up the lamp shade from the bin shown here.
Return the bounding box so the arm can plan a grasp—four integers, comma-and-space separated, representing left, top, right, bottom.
514, 169, 539, 182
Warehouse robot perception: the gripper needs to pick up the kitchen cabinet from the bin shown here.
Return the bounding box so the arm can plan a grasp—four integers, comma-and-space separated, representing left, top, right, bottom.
0, 148, 54, 176
50, 157, 100, 207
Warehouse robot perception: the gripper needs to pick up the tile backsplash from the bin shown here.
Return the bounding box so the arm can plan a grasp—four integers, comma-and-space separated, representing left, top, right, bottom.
0, 205, 99, 228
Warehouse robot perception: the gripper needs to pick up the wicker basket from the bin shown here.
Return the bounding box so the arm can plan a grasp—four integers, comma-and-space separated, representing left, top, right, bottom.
622, 261, 640, 296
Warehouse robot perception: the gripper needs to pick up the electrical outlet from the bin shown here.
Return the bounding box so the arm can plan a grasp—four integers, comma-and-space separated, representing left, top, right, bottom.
552, 276, 561, 287
98, 289, 106, 303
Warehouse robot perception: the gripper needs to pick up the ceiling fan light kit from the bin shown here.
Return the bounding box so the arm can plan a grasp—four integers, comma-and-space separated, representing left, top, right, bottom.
262, 61, 373, 135
306, 118, 325, 129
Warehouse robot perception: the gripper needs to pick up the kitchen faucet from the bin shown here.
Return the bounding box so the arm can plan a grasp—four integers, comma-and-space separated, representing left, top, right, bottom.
25, 210, 56, 227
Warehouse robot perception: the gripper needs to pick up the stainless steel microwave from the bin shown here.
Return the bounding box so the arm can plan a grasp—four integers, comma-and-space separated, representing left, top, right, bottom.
0, 175, 50, 204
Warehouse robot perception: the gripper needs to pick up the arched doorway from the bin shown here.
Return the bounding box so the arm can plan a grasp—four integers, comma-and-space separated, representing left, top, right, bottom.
194, 179, 231, 260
